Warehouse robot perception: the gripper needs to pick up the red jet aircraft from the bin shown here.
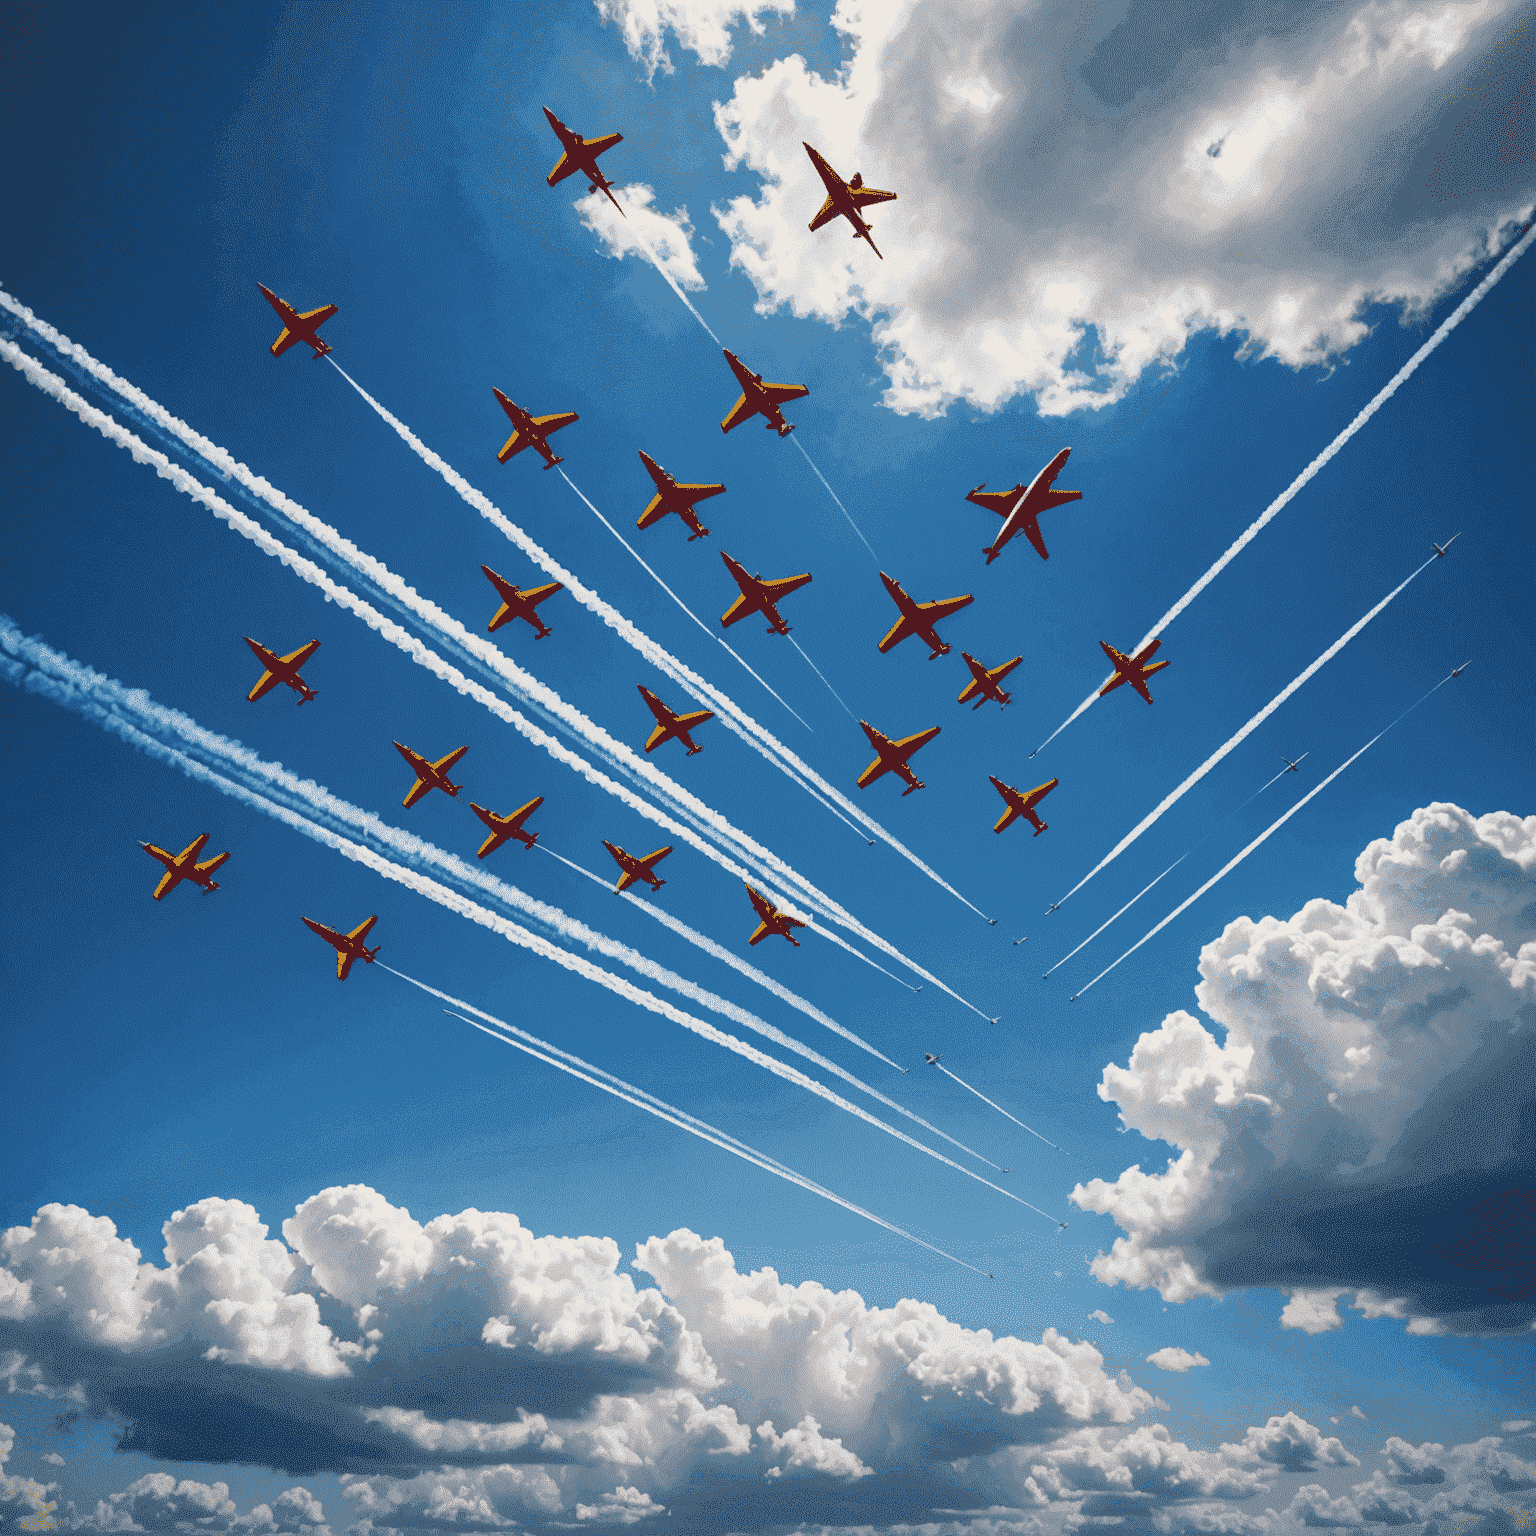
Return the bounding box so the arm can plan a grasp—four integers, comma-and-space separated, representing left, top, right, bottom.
745, 884, 805, 947
1099, 639, 1170, 705
481, 565, 563, 638
543, 107, 625, 216
989, 775, 1058, 835
857, 720, 941, 796
245, 637, 319, 705
302, 914, 380, 980
638, 685, 714, 755
720, 350, 808, 438
968, 447, 1081, 565
258, 284, 337, 360
140, 833, 230, 899
395, 742, 469, 807
602, 840, 673, 893
720, 552, 812, 635
958, 652, 1022, 710
636, 450, 724, 541
492, 387, 578, 469
877, 572, 974, 659
803, 142, 897, 260
471, 796, 544, 858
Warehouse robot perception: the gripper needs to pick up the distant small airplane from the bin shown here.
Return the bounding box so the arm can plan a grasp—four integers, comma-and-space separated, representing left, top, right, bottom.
395, 741, 468, 808
745, 884, 806, 947
990, 775, 1059, 836
481, 565, 563, 638
720, 552, 813, 635
1450, 660, 1472, 677
542, 106, 624, 216
1099, 638, 1170, 705
140, 833, 229, 899
602, 839, 673, 893
302, 914, 380, 981
958, 652, 1023, 710
638, 685, 715, 756
720, 349, 808, 438
1045, 901, 1061, 913
1281, 753, 1309, 773
257, 284, 336, 360
636, 450, 724, 541
924, 1052, 942, 1065
244, 636, 319, 705
877, 572, 974, 659
1432, 532, 1461, 558
492, 387, 579, 469
471, 796, 544, 858
857, 719, 941, 796
968, 448, 1081, 565
802, 142, 897, 260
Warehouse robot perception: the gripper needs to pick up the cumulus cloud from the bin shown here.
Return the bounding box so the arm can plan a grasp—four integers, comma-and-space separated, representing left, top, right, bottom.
1502, 1422, 1535, 1435
1090, 1310, 1115, 1325
1072, 805, 1536, 1336
1146, 1347, 1212, 1373
0, 1423, 60, 1532
40, 1453, 64, 1467
597, 0, 794, 79
1351, 1408, 1370, 1421
704, 0, 1533, 417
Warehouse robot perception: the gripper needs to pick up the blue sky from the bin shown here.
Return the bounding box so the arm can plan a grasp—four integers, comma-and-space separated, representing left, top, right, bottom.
1, 3, 1532, 1534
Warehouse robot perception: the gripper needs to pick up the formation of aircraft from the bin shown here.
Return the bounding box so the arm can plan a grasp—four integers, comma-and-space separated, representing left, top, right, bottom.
257, 283, 337, 360
802, 142, 897, 260
395, 741, 469, 807
245, 636, 319, 705
302, 914, 380, 981
989, 776, 1059, 836
493, 387, 578, 469
857, 720, 941, 796
1432, 532, 1461, 558
603, 840, 673, 893
720, 349, 808, 437
636, 450, 724, 541
968, 448, 1081, 565
141, 833, 230, 899
542, 106, 624, 216
471, 797, 544, 858
745, 884, 805, 946
1281, 753, 1309, 773
958, 652, 1022, 710
638, 685, 715, 755
482, 565, 563, 638
1098, 639, 1170, 705
877, 572, 974, 659
720, 552, 813, 635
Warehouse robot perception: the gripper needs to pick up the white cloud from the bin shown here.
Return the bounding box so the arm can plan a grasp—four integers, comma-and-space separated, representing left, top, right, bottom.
1072, 805, 1536, 1336
1230, 1415, 1359, 1473
596, 0, 794, 79
40, 1454, 64, 1468
1089, 1310, 1115, 1326
1349, 1408, 1369, 1421
757, 1414, 873, 1479
1145, 1347, 1212, 1373
574, 1485, 667, 1523
1502, 1421, 1535, 1435
703, 0, 1533, 418
576, 184, 709, 294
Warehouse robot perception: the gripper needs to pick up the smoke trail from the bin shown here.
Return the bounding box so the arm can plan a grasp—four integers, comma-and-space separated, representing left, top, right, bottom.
1071, 671, 1461, 999
1029, 221, 1534, 758
326, 362, 993, 923
418, 988, 997, 1275
1, 339, 993, 1018
791, 435, 879, 561
789, 635, 859, 722
3, 639, 1054, 1212
1041, 762, 1294, 976
929, 1059, 1063, 1152
555, 467, 812, 731
1048, 553, 1439, 912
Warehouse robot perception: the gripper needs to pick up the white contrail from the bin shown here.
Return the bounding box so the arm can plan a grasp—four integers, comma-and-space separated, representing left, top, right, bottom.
417, 986, 997, 1276
556, 467, 812, 731
1041, 763, 1294, 977
791, 435, 880, 561
3, 640, 1049, 1212
1048, 553, 1440, 912
1030, 221, 1534, 758
0, 338, 992, 1017
319, 359, 984, 916
0, 285, 978, 930
929, 1059, 1063, 1153
1071, 671, 1462, 999
5, 617, 984, 1157
789, 635, 859, 722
